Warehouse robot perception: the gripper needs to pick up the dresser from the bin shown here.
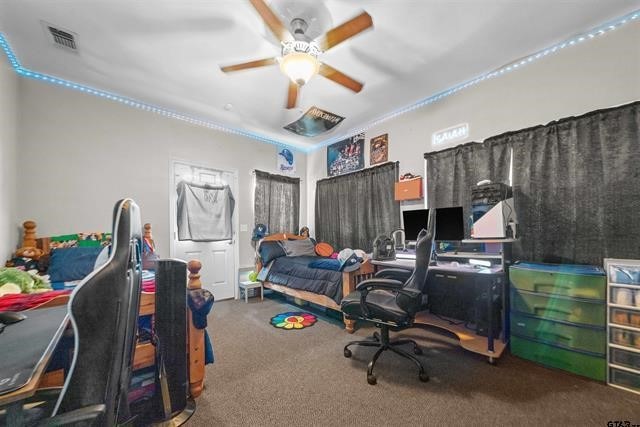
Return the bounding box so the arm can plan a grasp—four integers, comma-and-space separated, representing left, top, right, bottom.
509, 262, 607, 381
605, 258, 640, 395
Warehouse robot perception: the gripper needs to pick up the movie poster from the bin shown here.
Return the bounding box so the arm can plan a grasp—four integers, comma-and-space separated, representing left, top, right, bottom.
284, 106, 345, 137
370, 134, 388, 165
327, 133, 365, 176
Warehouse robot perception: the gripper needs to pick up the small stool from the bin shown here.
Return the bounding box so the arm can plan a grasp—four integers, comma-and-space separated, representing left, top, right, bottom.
239, 280, 263, 303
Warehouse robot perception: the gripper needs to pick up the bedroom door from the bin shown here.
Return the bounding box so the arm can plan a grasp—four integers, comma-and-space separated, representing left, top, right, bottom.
170, 160, 238, 300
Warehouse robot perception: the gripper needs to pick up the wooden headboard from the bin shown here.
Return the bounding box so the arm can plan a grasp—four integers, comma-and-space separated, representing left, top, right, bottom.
260, 232, 308, 242
18, 220, 156, 256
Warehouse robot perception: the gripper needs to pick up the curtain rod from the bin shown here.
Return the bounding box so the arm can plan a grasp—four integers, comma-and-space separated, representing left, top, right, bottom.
252, 169, 303, 181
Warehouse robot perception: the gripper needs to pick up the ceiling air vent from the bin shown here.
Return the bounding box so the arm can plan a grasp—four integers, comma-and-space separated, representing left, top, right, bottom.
42, 22, 78, 52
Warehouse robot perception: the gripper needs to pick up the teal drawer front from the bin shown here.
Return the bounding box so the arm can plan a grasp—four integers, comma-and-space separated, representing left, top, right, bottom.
510, 336, 605, 381
510, 312, 606, 355
510, 263, 606, 300
511, 289, 605, 327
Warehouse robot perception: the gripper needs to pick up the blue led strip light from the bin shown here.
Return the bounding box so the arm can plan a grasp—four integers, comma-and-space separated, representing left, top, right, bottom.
313, 8, 640, 151
1, 8, 638, 153
0, 33, 307, 152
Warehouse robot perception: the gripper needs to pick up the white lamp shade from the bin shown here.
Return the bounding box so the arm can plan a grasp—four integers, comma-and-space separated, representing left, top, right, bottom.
279, 52, 319, 86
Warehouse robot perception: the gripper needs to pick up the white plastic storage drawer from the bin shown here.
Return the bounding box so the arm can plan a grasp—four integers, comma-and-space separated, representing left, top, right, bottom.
609, 264, 640, 285
610, 347, 640, 371
610, 327, 640, 349
610, 308, 640, 329
609, 367, 640, 394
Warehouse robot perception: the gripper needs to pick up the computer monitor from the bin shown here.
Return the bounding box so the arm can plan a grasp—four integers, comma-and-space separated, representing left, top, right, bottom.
435, 206, 465, 241
401, 209, 429, 241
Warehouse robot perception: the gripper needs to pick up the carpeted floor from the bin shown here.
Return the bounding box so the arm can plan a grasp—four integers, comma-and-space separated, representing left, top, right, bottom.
188, 296, 640, 426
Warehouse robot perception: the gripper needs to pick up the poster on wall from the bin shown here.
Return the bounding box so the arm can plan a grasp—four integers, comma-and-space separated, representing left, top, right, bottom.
283, 106, 345, 137
327, 133, 365, 176
276, 147, 296, 175
370, 133, 388, 165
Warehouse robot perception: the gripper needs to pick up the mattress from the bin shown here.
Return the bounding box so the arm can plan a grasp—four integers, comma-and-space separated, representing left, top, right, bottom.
265, 256, 344, 303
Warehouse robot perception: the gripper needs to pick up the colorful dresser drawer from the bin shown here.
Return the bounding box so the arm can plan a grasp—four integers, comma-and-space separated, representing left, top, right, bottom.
510, 336, 606, 381
510, 312, 605, 355
510, 262, 606, 300
511, 289, 606, 327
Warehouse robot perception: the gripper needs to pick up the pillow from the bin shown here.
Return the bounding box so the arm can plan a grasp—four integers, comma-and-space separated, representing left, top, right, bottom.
259, 241, 286, 264
308, 259, 341, 271
281, 239, 316, 257
48, 246, 103, 282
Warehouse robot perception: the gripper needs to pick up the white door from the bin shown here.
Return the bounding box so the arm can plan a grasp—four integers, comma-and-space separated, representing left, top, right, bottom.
170, 160, 238, 300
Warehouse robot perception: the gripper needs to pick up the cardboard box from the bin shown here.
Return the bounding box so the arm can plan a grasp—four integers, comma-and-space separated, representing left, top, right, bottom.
395, 177, 423, 201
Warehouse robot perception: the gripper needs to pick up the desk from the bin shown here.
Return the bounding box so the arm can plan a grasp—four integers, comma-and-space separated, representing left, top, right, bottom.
0, 306, 69, 423
370, 257, 509, 364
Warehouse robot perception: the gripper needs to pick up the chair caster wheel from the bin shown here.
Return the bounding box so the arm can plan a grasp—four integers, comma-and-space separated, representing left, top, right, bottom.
344, 348, 352, 358
419, 373, 430, 382
367, 374, 377, 385
413, 346, 423, 355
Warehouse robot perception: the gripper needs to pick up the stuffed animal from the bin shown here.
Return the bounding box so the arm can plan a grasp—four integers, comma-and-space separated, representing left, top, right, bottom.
5, 246, 45, 271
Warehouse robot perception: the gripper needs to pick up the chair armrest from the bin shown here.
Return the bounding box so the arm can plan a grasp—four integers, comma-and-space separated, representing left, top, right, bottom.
374, 268, 412, 282
356, 278, 403, 292
38, 404, 106, 426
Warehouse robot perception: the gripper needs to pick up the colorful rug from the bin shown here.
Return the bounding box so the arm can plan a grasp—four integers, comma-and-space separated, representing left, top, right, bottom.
270, 312, 317, 330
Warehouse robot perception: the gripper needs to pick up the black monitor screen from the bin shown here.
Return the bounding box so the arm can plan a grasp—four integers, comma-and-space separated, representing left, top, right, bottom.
402, 209, 428, 241
435, 207, 465, 241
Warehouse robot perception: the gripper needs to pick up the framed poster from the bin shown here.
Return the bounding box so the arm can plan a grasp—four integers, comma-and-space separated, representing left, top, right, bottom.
370, 133, 388, 165
327, 133, 364, 176
283, 106, 345, 137
276, 147, 296, 175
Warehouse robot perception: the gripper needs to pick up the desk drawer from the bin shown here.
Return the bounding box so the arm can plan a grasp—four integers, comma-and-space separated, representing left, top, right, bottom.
511, 289, 605, 327
510, 312, 605, 355
510, 336, 605, 381
510, 263, 605, 300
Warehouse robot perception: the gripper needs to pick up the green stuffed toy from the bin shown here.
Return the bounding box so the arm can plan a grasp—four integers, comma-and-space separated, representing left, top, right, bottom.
0, 267, 52, 296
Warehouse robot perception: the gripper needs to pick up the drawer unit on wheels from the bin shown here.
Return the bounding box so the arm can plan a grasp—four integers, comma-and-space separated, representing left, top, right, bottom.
510, 262, 606, 381
605, 258, 640, 395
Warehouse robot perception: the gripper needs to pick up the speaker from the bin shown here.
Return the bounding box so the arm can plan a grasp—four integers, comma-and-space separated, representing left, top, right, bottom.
154, 259, 189, 417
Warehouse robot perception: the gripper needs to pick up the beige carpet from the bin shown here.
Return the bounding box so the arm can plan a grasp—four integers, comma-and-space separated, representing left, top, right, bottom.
188, 296, 640, 426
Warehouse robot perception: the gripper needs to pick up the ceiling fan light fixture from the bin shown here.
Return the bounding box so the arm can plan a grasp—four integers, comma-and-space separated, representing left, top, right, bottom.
280, 51, 319, 85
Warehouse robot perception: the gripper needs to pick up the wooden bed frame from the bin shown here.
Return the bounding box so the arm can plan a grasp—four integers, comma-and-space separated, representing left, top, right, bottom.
256, 233, 374, 333
11, 221, 207, 398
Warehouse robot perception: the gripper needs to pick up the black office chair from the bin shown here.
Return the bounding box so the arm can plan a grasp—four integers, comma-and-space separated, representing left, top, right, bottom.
341, 211, 435, 385
2, 199, 143, 426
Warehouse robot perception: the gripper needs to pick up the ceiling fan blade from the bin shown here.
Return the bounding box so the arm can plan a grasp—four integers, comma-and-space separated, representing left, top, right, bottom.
249, 0, 291, 42
286, 81, 298, 109
317, 11, 373, 51
318, 63, 364, 93
220, 57, 278, 73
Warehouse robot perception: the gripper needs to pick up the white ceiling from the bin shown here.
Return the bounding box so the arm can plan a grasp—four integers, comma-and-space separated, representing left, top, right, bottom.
1, 0, 639, 150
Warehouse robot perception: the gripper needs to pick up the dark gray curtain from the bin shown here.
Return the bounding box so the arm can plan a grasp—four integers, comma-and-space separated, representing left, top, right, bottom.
316, 162, 400, 251
425, 142, 512, 236
509, 101, 640, 264
254, 170, 300, 234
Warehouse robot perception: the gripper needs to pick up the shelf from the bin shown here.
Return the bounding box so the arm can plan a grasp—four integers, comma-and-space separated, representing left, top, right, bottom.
436, 252, 502, 259
133, 342, 155, 371
462, 238, 516, 244
610, 323, 640, 333
609, 283, 640, 289
609, 363, 640, 375
610, 343, 640, 354
609, 303, 640, 312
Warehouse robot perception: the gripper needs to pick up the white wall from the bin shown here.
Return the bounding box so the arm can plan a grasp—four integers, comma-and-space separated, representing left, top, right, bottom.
0, 52, 18, 261
16, 78, 307, 268
307, 22, 640, 233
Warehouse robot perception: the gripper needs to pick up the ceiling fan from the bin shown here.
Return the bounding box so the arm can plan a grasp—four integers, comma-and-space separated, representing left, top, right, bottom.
220, 0, 373, 109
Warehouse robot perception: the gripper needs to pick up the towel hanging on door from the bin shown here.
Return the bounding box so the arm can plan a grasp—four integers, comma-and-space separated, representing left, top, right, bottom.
176, 181, 235, 241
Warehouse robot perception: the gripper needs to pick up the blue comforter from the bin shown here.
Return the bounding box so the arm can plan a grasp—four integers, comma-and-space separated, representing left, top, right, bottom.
266, 256, 344, 303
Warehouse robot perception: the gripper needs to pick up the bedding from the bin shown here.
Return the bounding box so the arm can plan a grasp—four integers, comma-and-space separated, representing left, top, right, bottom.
265, 255, 344, 303
281, 239, 316, 257
259, 241, 287, 264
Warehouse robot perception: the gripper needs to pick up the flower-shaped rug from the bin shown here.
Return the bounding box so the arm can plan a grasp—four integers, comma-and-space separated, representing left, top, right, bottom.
270, 312, 317, 330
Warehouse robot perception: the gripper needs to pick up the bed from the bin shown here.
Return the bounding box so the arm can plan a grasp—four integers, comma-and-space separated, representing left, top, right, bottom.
1, 221, 207, 398
256, 233, 374, 333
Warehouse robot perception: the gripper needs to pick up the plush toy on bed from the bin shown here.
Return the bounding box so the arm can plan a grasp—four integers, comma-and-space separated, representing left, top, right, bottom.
0, 266, 52, 296
4, 246, 45, 271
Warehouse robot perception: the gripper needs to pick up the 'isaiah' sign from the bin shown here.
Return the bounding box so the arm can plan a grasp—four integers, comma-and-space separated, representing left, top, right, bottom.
432, 123, 469, 146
